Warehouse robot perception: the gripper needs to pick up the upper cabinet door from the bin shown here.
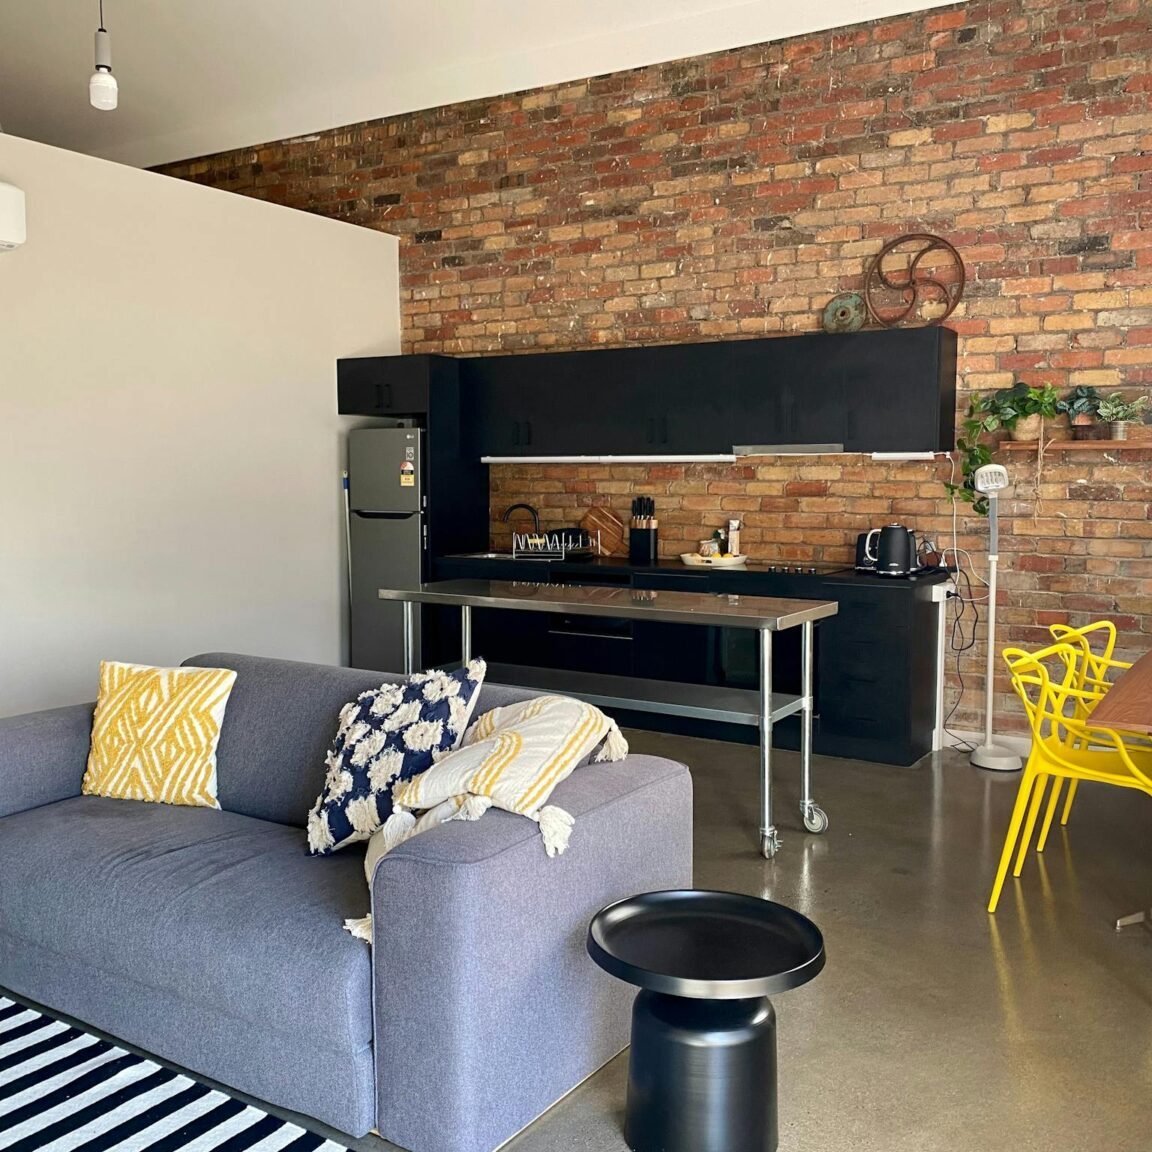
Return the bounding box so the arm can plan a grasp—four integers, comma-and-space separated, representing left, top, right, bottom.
840, 328, 956, 452
337, 355, 433, 415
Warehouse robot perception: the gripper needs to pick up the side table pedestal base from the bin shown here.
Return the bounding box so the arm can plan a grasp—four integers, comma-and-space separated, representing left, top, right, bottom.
624, 990, 778, 1152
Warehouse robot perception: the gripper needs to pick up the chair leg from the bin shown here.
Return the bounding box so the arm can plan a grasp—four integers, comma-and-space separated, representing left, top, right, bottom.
1013, 774, 1049, 877
989, 769, 1039, 914
1036, 778, 1063, 853
1060, 778, 1078, 827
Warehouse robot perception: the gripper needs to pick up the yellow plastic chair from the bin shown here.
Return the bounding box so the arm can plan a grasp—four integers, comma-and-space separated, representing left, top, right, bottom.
987, 641, 1152, 914
1039, 621, 1136, 849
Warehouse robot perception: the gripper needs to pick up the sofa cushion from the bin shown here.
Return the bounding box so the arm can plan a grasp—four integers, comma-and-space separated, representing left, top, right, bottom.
83, 661, 237, 809
307, 659, 486, 856
182, 653, 540, 827
0, 796, 372, 1057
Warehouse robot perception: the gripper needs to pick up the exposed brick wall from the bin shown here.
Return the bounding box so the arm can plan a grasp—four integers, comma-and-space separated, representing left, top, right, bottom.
160, 0, 1152, 732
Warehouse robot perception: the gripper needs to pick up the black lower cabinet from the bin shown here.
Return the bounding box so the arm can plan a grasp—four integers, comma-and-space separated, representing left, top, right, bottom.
430, 557, 946, 765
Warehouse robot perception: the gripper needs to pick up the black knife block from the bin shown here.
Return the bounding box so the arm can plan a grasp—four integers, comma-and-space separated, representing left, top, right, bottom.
629, 527, 658, 566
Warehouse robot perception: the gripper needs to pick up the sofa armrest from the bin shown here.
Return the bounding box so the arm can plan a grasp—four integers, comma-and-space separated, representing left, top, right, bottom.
0, 704, 94, 819
370, 754, 693, 1152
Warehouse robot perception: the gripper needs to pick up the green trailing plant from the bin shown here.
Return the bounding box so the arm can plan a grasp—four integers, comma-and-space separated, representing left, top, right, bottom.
1096, 392, 1151, 423
1055, 385, 1101, 422
946, 397, 995, 515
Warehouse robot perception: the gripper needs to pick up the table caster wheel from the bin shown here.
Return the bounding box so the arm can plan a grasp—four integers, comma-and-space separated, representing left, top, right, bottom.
760, 829, 780, 859
802, 805, 828, 834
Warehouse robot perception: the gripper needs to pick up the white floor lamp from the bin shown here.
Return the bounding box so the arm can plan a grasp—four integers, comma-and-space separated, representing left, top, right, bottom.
970, 463, 1023, 772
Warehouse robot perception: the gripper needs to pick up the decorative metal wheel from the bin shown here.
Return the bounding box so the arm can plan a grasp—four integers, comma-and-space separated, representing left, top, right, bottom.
863, 233, 965, 328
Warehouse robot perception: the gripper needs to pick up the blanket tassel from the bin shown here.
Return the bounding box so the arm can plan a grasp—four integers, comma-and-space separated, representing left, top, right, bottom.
594, 721, 629, 763
536, 805, 574, 857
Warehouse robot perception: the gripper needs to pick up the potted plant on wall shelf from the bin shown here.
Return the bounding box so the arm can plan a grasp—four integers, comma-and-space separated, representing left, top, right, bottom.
1055, 385, 1102, 440
1096, 392, 1151, 441
969, 381, 1061, 442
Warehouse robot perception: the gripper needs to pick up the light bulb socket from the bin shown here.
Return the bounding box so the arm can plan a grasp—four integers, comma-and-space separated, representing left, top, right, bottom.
94, 27, 112, 70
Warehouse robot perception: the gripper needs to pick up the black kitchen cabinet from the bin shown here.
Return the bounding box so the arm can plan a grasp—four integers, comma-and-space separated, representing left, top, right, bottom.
840, 327, 956, 452
337, 354, 461, 417
465, 346, 733, 457
341, 328, 956, 457
631, 571, 717, 685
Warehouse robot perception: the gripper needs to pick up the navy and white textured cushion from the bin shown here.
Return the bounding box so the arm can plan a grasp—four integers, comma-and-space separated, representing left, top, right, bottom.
307, 659, 486, 855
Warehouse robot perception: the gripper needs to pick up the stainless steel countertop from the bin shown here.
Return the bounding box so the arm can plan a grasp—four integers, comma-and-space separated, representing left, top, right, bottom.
378, 579, 838, 631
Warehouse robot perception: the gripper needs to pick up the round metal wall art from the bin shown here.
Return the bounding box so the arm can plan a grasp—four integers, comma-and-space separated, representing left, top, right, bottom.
863, 233, 965, 328
822, 292, 867, 333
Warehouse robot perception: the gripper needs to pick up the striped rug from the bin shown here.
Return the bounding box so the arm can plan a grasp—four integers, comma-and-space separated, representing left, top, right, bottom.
0, 997, 348, 1152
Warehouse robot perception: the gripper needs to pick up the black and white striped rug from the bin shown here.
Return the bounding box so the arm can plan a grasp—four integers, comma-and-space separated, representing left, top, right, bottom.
0, 996, 348, 1151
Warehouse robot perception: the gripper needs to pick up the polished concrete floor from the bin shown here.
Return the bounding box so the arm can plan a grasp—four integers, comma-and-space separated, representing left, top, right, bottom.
13, 733, 1152, 1150
344, 730, 1152, 1152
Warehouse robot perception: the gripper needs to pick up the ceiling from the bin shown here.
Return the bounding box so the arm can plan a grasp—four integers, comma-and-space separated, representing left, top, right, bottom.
0, 0, 957, 170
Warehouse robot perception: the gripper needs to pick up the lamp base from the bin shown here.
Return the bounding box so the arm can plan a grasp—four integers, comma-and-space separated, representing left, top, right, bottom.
970, 743, 1023, 772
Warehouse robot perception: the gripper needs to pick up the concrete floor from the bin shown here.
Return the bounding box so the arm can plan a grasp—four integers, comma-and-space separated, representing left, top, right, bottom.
340, 729, 1152, 1152
14, 732, 1151, 1150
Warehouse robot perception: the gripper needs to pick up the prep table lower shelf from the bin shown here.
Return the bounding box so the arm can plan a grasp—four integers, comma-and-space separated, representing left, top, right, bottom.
487, 663, 804, 727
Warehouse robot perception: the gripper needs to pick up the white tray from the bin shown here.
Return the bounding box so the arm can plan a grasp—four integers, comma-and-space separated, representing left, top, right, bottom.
680, 553, 749, 568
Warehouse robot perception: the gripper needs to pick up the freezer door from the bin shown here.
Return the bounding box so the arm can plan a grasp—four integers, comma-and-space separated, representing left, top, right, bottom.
349, 511, 424, 672
348, 427, 422, 514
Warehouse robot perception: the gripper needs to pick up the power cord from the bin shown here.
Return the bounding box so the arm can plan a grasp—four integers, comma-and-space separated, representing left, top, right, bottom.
942, 565, 980, 752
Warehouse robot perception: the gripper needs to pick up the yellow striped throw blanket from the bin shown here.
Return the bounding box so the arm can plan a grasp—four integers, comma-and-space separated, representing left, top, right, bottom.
344, 695, 628, 940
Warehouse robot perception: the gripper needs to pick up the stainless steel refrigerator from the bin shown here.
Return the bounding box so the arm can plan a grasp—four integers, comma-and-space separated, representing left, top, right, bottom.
347, 427, 425, 671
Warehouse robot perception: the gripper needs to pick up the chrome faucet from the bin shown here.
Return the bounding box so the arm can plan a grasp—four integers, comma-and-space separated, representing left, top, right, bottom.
501, 503, 541, 534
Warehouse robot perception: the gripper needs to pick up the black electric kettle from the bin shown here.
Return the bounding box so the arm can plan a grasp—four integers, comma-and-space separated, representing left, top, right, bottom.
864, 523, 917, 577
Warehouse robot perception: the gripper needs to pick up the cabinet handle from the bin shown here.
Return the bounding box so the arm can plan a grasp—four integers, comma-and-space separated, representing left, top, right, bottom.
525, 420, 533, 445
660, 417, 669, 445
384, 382, 393, 410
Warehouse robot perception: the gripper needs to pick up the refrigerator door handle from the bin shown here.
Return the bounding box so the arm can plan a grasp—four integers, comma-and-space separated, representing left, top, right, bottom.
352, 510, 422, 519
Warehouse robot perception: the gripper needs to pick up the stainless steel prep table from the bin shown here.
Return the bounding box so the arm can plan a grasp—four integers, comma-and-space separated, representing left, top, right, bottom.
378, 578, 838, 857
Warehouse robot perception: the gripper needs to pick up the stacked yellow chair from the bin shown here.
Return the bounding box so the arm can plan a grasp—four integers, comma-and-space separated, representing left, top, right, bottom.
1032, 621, 1135, 849
987, 637, 1152, 914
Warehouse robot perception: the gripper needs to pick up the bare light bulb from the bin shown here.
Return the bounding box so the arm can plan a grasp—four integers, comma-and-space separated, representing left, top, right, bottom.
90, 26, 117, 110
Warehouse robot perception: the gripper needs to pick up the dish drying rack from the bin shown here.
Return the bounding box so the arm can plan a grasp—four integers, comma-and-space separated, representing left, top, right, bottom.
512, 531, 601, 560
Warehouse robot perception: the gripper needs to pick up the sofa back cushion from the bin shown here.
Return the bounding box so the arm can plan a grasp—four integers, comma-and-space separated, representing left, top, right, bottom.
181, 653, 537, 826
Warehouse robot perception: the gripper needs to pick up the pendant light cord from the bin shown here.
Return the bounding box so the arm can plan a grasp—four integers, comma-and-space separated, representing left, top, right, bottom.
98, 0, 105, 32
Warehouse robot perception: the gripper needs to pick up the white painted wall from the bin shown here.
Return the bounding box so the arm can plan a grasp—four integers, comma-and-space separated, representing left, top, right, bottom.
0, 135, 399, 715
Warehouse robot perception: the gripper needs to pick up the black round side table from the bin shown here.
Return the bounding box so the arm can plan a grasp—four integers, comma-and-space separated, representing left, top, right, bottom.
587, 889, 824, 1152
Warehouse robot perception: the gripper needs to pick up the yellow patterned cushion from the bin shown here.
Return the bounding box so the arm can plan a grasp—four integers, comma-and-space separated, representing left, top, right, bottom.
82, 661, 237, 808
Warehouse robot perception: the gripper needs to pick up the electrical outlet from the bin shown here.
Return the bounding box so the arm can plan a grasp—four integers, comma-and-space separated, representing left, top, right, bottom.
930, 578, 958, 603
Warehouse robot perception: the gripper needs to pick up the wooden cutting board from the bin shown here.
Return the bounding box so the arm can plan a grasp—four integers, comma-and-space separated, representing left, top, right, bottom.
581, 507, 626, 557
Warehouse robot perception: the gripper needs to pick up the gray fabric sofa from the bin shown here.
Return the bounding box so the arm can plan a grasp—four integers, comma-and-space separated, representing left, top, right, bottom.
0, 652, 693, 1152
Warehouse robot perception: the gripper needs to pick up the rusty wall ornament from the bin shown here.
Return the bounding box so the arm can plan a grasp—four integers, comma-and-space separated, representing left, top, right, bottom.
821, 292, 867, 333
863, 233, 965, 328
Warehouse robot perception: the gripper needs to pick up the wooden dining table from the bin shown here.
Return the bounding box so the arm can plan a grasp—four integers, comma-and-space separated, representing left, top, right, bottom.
1088, 648, 1152, 930
1087, 649, 1152, 735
